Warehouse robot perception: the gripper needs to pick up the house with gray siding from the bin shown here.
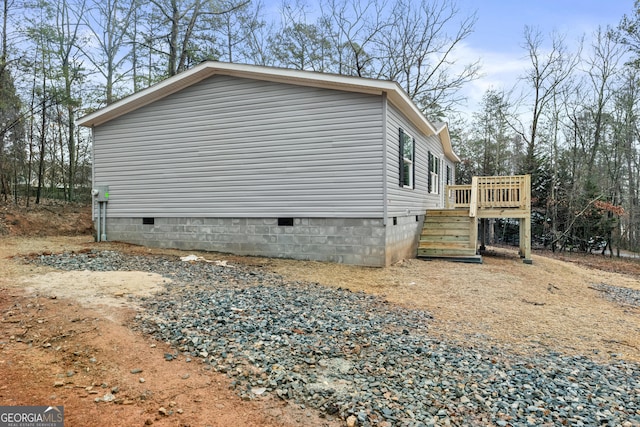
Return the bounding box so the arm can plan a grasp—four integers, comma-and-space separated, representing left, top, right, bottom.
78, 61, 459, 266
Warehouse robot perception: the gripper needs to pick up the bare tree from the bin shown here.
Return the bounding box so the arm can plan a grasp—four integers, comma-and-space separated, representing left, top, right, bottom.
208, 0, 259, 63
0, 0, 23, 201
320, 0, 388, 77
269, 0, 334, 71
611, 70, 640, 251
583, 26, 624, 176
618, 0, 640, 66
128, 0, 166, 91
239, 1, 274, 66
47, 0, 87, 200
375, 0, 479, 118
518, 27, 580, 176
148, 0, 248, 76
82, 0, 135, 105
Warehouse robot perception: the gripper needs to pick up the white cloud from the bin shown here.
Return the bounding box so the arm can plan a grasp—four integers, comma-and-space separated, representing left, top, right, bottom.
452, 42, 531, 115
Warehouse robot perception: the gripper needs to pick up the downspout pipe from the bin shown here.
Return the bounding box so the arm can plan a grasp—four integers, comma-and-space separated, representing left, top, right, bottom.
96, 202, 101, 242
101, 201, 107, 241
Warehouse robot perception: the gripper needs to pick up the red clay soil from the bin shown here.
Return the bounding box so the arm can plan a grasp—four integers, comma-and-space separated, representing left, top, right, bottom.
0, 201, 340, 427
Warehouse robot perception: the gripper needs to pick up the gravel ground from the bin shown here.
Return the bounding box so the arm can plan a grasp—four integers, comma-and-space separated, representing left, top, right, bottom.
591, 283, 640, 308
30, 250, 640, 426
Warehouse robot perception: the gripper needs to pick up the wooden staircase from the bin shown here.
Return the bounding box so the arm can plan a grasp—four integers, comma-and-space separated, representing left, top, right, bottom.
418, 209, 481, 263
417, 175, 532, 264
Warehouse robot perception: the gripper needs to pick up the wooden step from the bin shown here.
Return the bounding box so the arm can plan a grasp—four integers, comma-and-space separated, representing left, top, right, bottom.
418, 241, 474, 249
424, 215, 471, 223
420, 235, 470, 243
417, 247, 478, 257
419, 234, 470, 243
424, 209, 470, 217
421, 223, 470, 236
417, 253, 482, 263
424, 218, 469, 228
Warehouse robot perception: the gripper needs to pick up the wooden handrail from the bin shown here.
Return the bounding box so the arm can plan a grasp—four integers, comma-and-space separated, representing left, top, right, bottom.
446, 175, 530, 212
446, 184, 472, 208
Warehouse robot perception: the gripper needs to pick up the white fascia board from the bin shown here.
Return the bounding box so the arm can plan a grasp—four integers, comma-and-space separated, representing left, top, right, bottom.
431, 122, 460, 163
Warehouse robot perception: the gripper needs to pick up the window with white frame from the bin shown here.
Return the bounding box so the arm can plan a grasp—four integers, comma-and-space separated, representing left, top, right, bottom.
399, 128, 415, 189
428, 151, 440, 194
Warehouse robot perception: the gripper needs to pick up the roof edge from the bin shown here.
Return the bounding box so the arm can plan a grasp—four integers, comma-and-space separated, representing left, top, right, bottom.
77, 62, 456, 163
78, 62, 395, 127
79, 63, 438, 132
434, 124, 461, 163
77, 62, 219, 127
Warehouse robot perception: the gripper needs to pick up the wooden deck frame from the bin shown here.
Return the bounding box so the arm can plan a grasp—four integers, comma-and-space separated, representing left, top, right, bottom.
445, 175, 532, 263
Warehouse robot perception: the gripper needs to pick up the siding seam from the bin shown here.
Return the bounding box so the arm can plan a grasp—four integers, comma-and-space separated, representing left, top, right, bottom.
382, 92, 388, 227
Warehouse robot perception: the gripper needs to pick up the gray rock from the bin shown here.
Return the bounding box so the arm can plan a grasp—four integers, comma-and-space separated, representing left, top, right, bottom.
31, 250, 640, 427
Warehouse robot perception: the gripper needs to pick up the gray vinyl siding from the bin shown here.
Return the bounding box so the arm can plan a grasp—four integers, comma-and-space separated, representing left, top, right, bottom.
93, 75, 384, 218
385, 103, 445, 217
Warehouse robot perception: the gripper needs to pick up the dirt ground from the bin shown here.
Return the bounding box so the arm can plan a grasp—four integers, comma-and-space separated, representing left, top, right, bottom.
1, 201, 640, 426
0, 202, 341, 427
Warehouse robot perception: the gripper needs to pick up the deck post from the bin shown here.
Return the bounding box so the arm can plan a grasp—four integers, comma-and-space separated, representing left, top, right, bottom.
469, 176, 478, 218
522, 175, 532, 264
520, 215, 532, 263
470, 216, 478, 255
519, 218, 525, 257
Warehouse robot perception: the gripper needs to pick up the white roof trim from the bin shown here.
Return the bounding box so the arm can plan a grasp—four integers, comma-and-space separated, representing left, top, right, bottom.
78, 61, 459, 162
436, 125, 460, 163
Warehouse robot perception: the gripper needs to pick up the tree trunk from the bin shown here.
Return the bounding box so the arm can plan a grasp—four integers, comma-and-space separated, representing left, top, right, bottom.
36, 98, 46, 204
168, 0, 179, 76
67, 103, 75, 200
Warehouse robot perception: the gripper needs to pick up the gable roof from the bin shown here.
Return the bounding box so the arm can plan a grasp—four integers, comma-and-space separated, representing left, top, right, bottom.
78, 61, 460, 162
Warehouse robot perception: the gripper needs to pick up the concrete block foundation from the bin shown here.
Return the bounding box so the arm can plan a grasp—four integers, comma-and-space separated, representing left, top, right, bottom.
102, 216, 421, 267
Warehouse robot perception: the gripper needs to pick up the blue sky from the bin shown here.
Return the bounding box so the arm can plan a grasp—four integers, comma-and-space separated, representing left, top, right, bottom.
456, 0, 635, 107
263, 0, 636, 111
460, 0, 633, 52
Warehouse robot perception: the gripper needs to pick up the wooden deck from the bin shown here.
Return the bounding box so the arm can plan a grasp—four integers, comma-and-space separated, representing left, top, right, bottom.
418, 175, 532, 263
